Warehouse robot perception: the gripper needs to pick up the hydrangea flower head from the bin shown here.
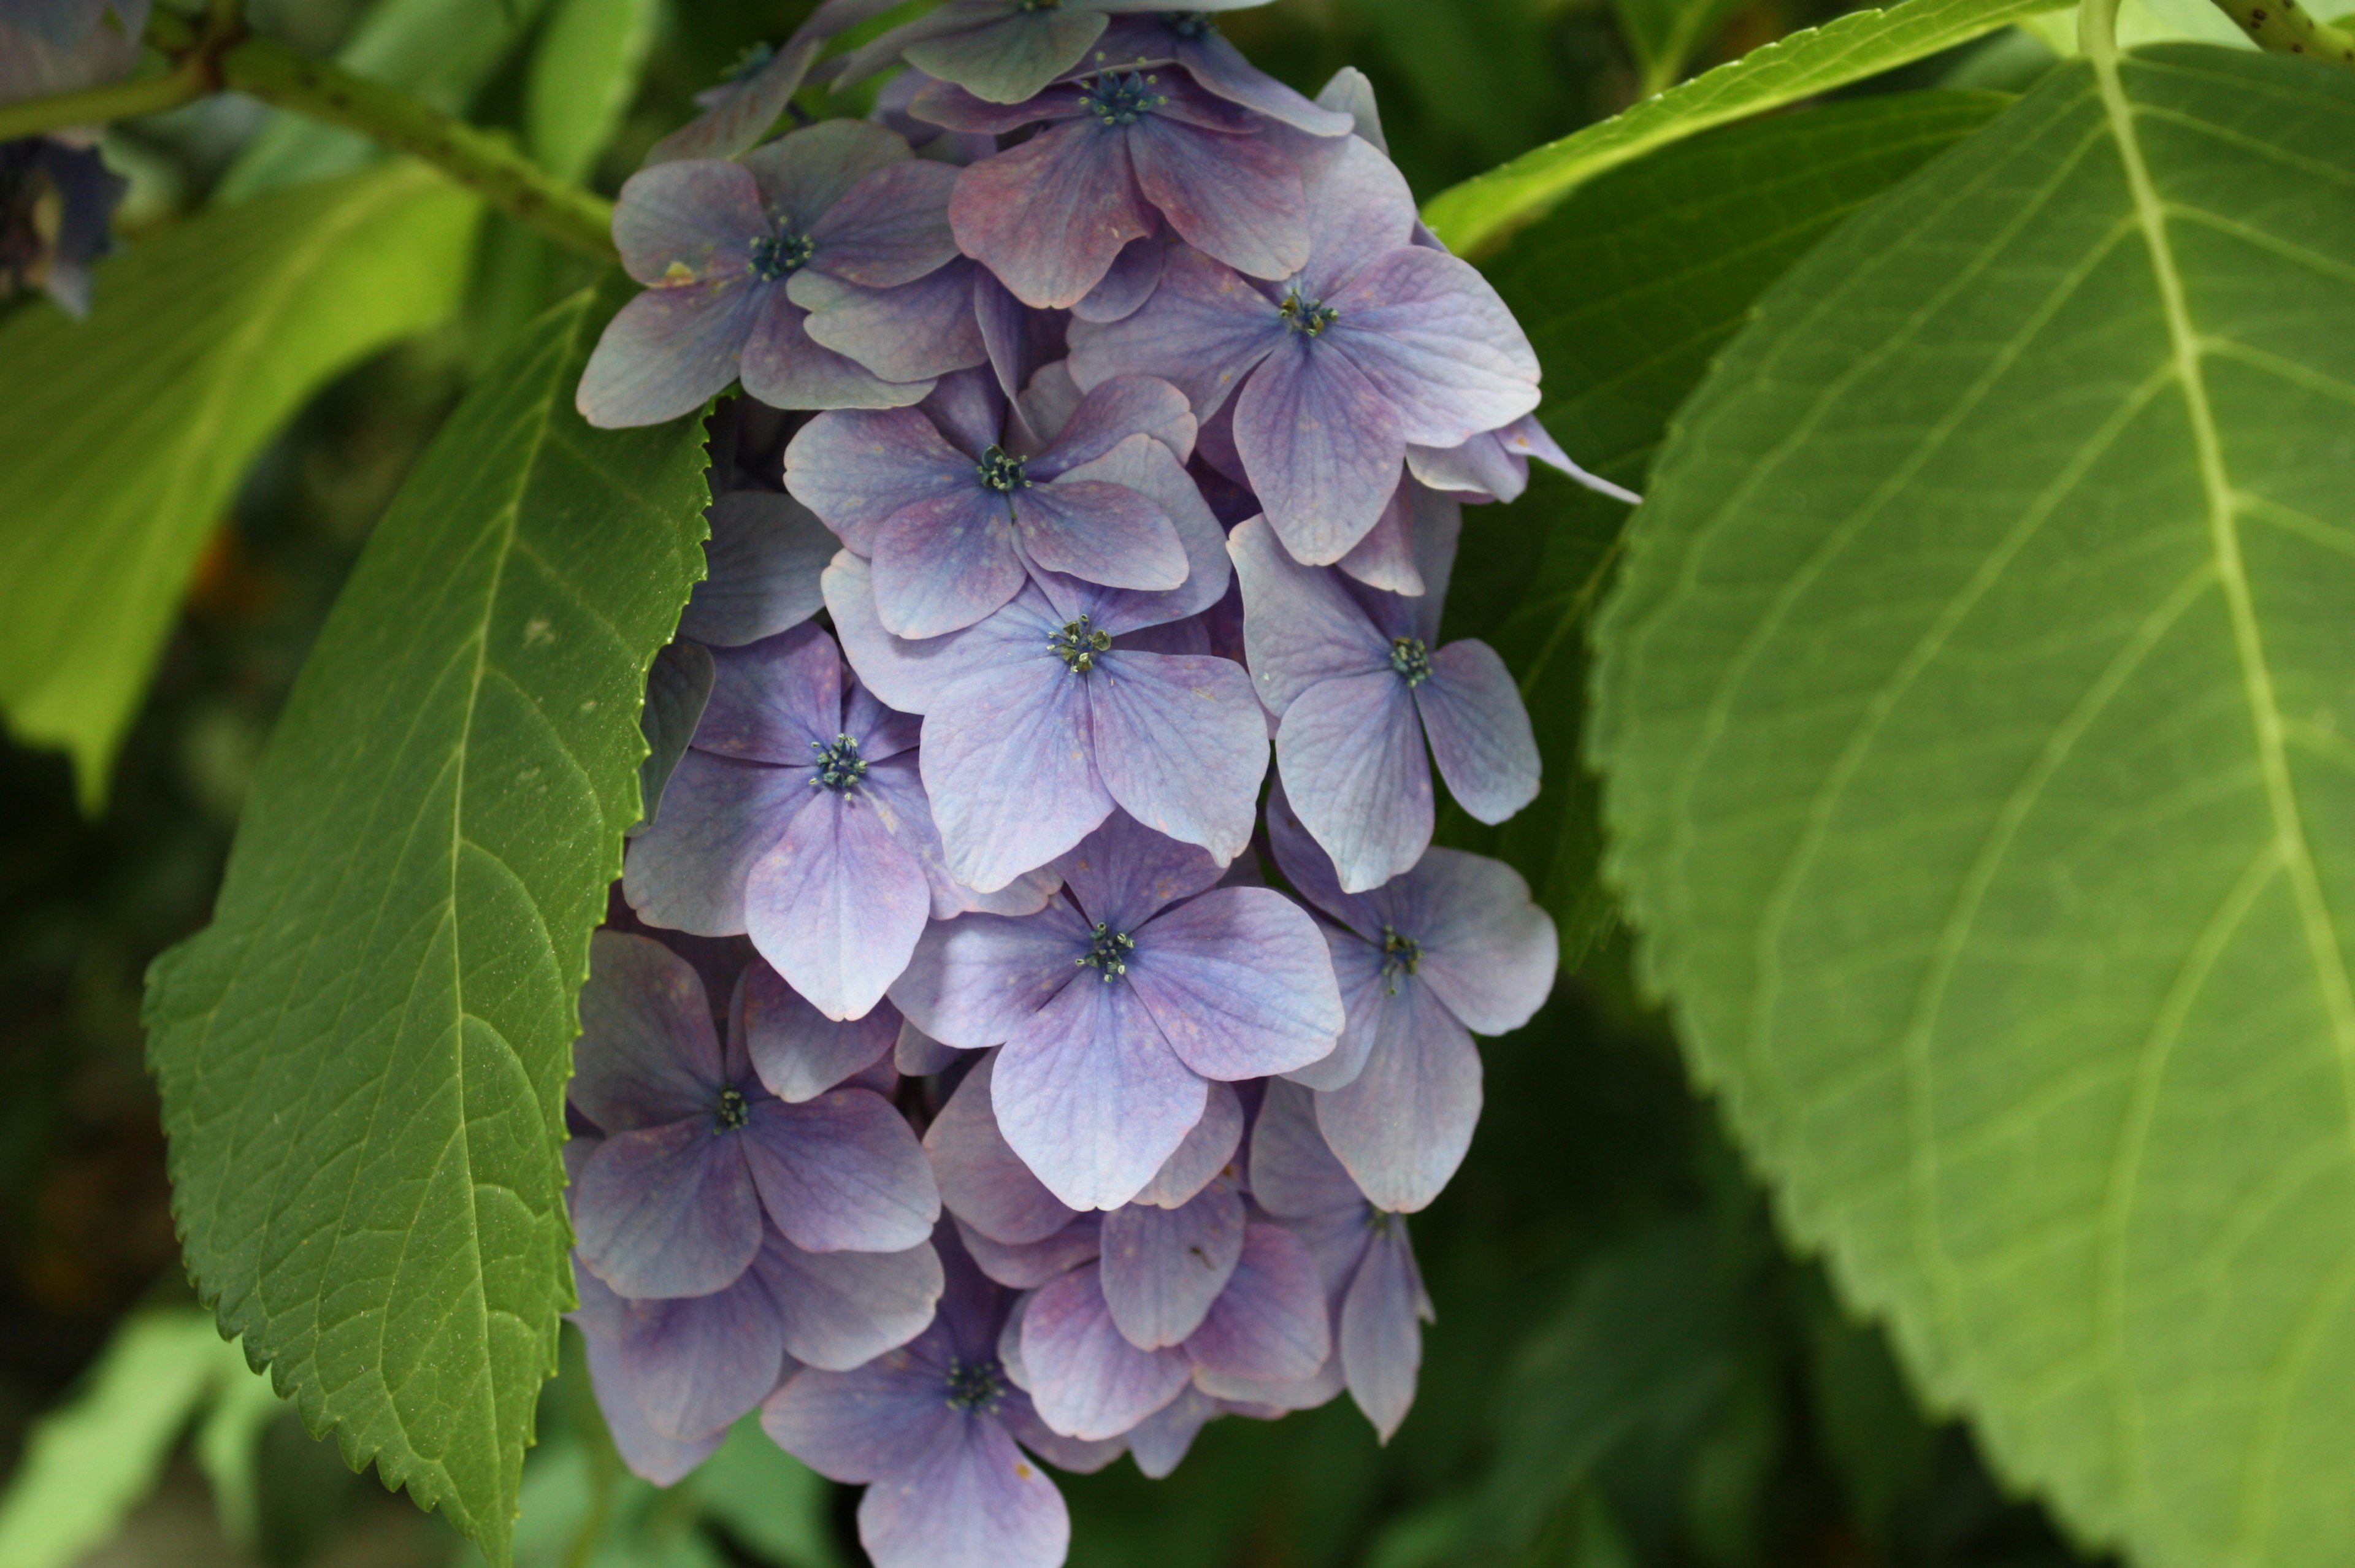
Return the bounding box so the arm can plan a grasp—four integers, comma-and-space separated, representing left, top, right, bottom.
1231, 511, 1540, 892
914, 67, 1316, 310
579, 120, 984, 426
890, 812, 1342, 1209
1070, 135, 1541, 563
1076, 12, 1357, 134
1267, 784, 1558, 1211
838, 0, 1276, 107
822, 443, 1260, 888
567, 931, 941, 1298
786, 368, 1198, 636
765, 1234, 1121, 1568
625, 624, 1055, 1021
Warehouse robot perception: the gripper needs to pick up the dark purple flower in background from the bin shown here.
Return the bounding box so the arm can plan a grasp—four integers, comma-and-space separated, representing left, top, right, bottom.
836, 0, 1274, 107
1249, 1080, 1431, 1441
1077, 12, 1356, 134
785, 369, 1197, 636
1070, 135, 1540, 564
579, 120, 983, 427
0, 0, 139, 316
915, 69, 1315, 310
1230, 513, 1539, 893
567, 931, 940, 1298
890, 814, 1341, 1210
765, 1236, 1120, 1568
1266, 785, 1556, 1212
626, 624, 1054, 1021
822, 445, 1260, 889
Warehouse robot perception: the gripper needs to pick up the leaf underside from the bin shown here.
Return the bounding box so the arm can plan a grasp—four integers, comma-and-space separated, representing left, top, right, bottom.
145, 286, 712, 1564
0, 164, 478, 808
1421, 0, 2065, 255
1449, 90, 2010, 968
1595, 46, 2355, 1568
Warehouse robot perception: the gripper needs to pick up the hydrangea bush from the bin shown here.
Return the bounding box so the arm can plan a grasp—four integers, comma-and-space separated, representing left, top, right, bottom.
564, 17, 1614, 1560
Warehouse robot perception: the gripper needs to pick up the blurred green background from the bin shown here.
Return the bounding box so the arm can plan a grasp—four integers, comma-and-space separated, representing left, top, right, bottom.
0, 0, 2122, 1564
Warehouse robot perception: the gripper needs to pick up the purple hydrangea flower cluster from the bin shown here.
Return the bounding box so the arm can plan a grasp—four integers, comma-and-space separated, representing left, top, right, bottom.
575, 19, 1627, 1566
0, 0, 141, 315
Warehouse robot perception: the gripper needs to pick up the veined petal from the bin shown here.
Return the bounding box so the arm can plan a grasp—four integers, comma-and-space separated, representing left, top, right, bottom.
864, 754, 1061, 920
871, 489, 1026, 637
1283, 924, 1385, 1092
857, 1412, 1071, 1568
1174, 29, 1354, 134
906, 4, 1109, 102
573, 1120, 762, 1299
1128, 117, 1307, 282
621, 749, 809, 936
1228, 514, 1390, 716
762, 1331, 960, 1483
1183, 1223, 1330, 1383
1262, 775, 1379, 938
1313, 980, 1478, 1214
601, 1265, 786, 1440
1276, 670, 1430, 893
1088, 652, 1265, 865
573, 930, 726, 1130
1066, 243, 1282, 418
1414, 638, 1540, 825
578, 279, 763, 429
1235, 331, 1406, 565
1334, 481, 1424, 595
1032, 372, 1196, 472
1341, 1222, 1430, 1442
1045, 435, 1231, 630
580, 1290, 729, 1483
1328, 247, 1541, 445
741, 118, 910, 235
1127, 886, 1342, 1079
959, 1213, 1103, 1289
696, 622, 841, 763
1019, 472, 1189, 592
1070, 232, 1167, 324
891, 896, 1092, 1047
808, 157, 963, 286
1132, 1079, 1243, 1207
924, 656, 1116, 892
1101, 1181, 1246, 1348
1247, 1079, 1366, 1222
1052, 809, 1225, 936
743, 286, 935, 411
951, 120, 1152, 308
1022, 1263, 1192, 1438
681, 491, 837, 647
743, 959, 900, 1101
928, 1052, 1082, 1244
786, 407, 975, 553
743, 1089, 942, 1252
756, 1232, 946, 1370
794, 262, 990, 384
745, 788, 933, 1021
611, 158, 763, 284
1389, 850, 1558, 1037
1125, 1383, 1221, 1478
994, 974, 1206, 1211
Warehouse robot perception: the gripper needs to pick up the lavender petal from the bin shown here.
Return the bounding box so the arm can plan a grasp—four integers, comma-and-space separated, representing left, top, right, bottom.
1051, 809, 1226, 941
951, 120, 1152, 308
785, 407, 975, 553
1228, 514, 1392, 716
572, 930, 727, 1130
1127, 117, 1307, 282
924, 656, 1116, 893
741, 118, 909, 235
857, 1410, 1071, 1568
578, 279, 764, 429
1183, 1223, 1331, 1383
1235, 331, 1407, 565
1390, 850, 1560, 1036
1313, 980, 1479, 1214
1341, 1222, 1429, 1442
1088, 652, 1265, 866
1275, 671, 1431, 895
870, 489, 1027, 637
1022, 1263, 1193, 1438
890, 896, 1092, 1048
743, 959, 900, 1101
742, 1089, 943, 1252
681, 491, 838, 646
758, 1233, 947, 1371
1127, 887, 1342, 1080
928, 1051, 1082, 1245
743, 787, 933, 1022
1066, 243, 1282, 418
1101, 1180, 1246, 1348
1414, 638, 1541, 825
1132, 1079, 1243, 1207
572, 1120, 763, 1299
794, 261, 991, 384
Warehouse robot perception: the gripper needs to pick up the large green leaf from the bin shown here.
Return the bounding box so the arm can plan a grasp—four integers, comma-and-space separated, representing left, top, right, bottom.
1444, 90, 2008, 967
1421, 0, 2064, 254
1593, 44, 2355, 1568
0, 164, 477, 809
145, 286, 712, 1564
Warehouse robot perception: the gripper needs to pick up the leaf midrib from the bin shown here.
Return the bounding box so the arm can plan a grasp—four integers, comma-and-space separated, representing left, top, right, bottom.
2085, 40, 2355, 1562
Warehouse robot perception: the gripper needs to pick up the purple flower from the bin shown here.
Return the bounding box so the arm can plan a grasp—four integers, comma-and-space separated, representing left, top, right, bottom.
0, 138, 122, 316
784, 369, 1198, 637
836, 0, 1274, 107
1409, 411, 1642, 508
914, 69, 1309, 310
578, 120, 983, 427
567, 931, 941, 1298
571, 1225, 944, 1480
1017, 1215, 1330, 1439
890, 813, 1342, 1210
1249, 1079, 1432, 1442
822, 444, 1262, 889
1266, 784, 1558, 1212
624, 624, 1054, 1021
1075, 13, 1357, 135
1069, 135, 1541, 564
1230, 511, 1539, 893
764, 1235, 1119, 1568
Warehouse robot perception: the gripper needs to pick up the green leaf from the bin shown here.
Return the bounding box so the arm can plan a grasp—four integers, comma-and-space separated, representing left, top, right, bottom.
0, 1310, 263, 1568
1446, 90, 2009, 967
1593, 44, 2355, 1568
527, 0, 662, 184
145, 286, 713, 1564
0, 163, 478, 809
686, 1420, 844, 1568
1614, 0, 1753, 97
1422, 0, 2067, 254
219, 0, 552, 200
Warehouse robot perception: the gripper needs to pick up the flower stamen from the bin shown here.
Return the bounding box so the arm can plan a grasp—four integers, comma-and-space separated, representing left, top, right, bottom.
1388, 637, 1431, 686
1279, 291, 1339, 336
810, 733, 868, 794
1379, 925, 1422, 994
1050, 616, 1114, 675
1077, 922, 1136, 981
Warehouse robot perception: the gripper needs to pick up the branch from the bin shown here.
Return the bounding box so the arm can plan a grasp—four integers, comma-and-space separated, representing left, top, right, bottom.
0, 5, 617, 263
2204, 0, 2355, 64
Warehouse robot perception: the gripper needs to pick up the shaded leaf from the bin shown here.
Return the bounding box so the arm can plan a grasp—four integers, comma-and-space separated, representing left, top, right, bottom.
145, 286, 713, 1564
527, 0, 663, 184
1593, 45, 2355, 1568
0, 163, 478, 809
